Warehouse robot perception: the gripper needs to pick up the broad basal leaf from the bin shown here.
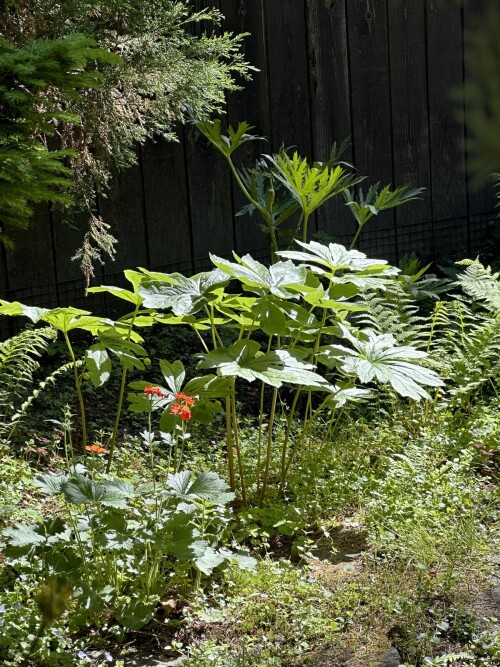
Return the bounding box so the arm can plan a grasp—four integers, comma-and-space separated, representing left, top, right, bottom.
168, 471, 234, 504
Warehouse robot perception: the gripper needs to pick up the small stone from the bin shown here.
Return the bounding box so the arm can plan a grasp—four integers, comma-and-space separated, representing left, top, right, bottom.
379, 647, 402, 667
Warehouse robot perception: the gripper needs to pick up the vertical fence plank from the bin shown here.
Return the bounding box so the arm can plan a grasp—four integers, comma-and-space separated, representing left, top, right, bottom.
388, 0, 432, 258
221, 0, 271, 259
141, 137, 193, 274
426, 0, 468, 259
4, 205, 57, 306
265, 0, 312, 156
346, 0, 396, 261
306, 0, 355, 244
185, 124, 235, 272
463, 0, 496, 219
98, 161, 148, 279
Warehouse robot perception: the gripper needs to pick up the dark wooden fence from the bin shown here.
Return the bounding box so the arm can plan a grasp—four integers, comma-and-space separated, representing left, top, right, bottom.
0, 0, 497, 317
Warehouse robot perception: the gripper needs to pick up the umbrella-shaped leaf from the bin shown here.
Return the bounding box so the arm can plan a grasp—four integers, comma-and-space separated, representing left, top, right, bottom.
198, 340, 330, 390
318, 327, 443, 401
138, 269, 229, 315
211, 253, 309, 298
251, 297, 287, 335
183, 374, 234, 400
0, 300, 49, 323
278, 240, 391, 275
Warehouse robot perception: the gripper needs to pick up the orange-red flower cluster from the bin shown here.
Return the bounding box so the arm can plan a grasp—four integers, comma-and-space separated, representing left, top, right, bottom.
144, 385, 165, 397
175, 392, 195, 406
170, 392, 196, 421
86, 444, 108, 454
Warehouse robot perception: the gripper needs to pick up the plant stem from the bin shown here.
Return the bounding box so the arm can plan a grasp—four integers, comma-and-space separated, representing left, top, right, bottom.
107, 305, 140, 473
279, 385, 302, 492
260, 386, 278, 506
225, 396, 236, 492
302, 211, 310, 243
226, 156, 279, 261
349, 223, 364, 250
231, 387, 247, 505
63, 332, 87, 449
255, 381, 266, 496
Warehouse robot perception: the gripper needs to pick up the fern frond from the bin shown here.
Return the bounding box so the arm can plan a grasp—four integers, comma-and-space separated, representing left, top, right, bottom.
456, 259, 500, 314
7, 359, 78, 441
0, 327, 56, 436
354, 283, 429, 348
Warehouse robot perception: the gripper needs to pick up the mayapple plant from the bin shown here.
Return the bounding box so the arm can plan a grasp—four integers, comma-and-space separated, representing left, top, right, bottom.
195, 118, 424, 258
0, 240, 443, 502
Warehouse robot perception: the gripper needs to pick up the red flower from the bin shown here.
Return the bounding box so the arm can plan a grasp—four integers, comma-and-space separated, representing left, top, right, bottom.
144, 385, 165, 397
179, 406, 191, 421
428, 571, 437, 578
170, 403, 192, 421
86, 444, 108, 454
176, 392, 195, 406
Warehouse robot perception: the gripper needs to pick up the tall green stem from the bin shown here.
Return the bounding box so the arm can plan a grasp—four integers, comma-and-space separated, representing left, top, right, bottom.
225, 396, 236, 492
279, 386, 302, 492
301, 211, 310, 243
63, 332, 87, 449
349, 223, 364, 250
107, 305, 140, 472
231, 387, 247, 505
260, 386, 278, 506
226, 156, 279, 261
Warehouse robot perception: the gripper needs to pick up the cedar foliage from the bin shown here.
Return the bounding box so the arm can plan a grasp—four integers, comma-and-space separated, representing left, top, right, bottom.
0, 1, 253, 280
0, 34, 115, 247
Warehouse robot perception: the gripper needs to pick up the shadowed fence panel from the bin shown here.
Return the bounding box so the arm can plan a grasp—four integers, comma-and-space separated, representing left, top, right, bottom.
1, 0, 497, 323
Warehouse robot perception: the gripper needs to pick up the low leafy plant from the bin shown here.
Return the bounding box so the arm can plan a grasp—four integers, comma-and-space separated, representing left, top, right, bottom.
3, 469, 254, 632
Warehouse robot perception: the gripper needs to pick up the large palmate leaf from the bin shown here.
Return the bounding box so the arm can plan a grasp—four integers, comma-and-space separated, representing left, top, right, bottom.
198, 340, 331, 390
168, 471, 234, 504
317, 325, 443, 401
160, 359, 185, 394
211, 253, 310, 298
138, 269, 229, 315
87, 269, 146, 306
344, 183, 425, 230
278, 240, 392, 275
0, 300, 49, 323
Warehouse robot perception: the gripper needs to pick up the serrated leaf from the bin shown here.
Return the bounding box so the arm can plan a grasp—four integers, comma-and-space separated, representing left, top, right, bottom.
278, 240, 391, 275
195, 546, 225, 575
168, 471, 234, 504
318, 326, 443, 400
33, 472, 68, 495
